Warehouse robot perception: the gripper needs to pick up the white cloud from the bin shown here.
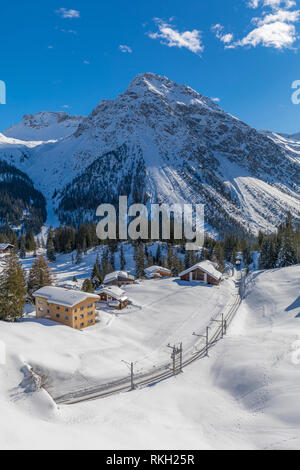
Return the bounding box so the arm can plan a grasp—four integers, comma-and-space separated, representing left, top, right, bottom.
148, 18, 204, 55
220, 1, 300, 50
83, 60, 90, 64
211, 24, 234, 44
253, 8, 300, 24
234, 21, 298, 49
248, 0, 296, 9
55, 8, 80, 19
221, 33, 234, 44
211, 97, 221, 102
119, 45, 133, 53
61, 105, 70, 109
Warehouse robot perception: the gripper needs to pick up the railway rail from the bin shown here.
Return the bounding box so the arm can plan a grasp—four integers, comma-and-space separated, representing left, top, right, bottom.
53, 271, 244, 405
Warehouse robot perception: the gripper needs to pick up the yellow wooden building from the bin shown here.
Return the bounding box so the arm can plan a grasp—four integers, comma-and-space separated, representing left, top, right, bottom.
33, 286, 100, 329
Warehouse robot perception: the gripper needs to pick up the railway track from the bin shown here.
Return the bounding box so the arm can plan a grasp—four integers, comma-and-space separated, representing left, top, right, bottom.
54, 272, 244, 405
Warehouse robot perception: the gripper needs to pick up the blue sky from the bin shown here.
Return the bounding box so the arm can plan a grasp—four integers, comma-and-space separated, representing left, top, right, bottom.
0, 0, 300, 133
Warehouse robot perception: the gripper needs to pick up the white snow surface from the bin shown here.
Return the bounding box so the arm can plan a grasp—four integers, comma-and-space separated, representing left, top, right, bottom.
33, 286, 99, 307
144, 265, 171, 275
0, 262, 300, 449
103, 270, 133, 284
3, 112, 83, 142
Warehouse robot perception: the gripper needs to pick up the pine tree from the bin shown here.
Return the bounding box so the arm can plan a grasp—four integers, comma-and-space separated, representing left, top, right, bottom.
91, 262, 102, 288
170, 249, 180, 276
25, 230, 36, 252
135, 243, 145, 278
213, 243, 225, 267
19, 234, 26, 259
155, 244, 162, 265
101, 247, 110, 276
27, 256, 52, 300
82, 278, 94, 293
75, 247, 82, 264
95, 253, 101, 270
46, 238, 56, 262
259, 239, 277, 269
277, 229, 297, 267
146, 251, 153, 268
46, 227, 56, 262
184, 249, 190, 269
109, 249, 115, 271
120, 245, 126, 270
167, 245, 173, 269
0, 252, 27, 321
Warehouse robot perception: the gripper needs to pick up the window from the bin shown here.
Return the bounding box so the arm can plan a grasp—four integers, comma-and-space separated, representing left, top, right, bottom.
88, 320, 93, 324
87, 304, 93, 309
38, 307, 43, 312
80, 306, 84, 311
56, 306, 60, 310
64, 316, 69, 320
80, 323, 84, 327
74, 308, 78, 313
56, 314, 60, 318
80, 314, 84, 319
87, 311, 93, 316
65, 308, 69, 312
47, 309, 50, 314
38, 300, 44, 305
74, 316, 78, 321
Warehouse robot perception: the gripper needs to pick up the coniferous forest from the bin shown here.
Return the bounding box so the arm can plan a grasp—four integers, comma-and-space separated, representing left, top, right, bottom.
0, 209, 298, 322
0, 160, 46, 234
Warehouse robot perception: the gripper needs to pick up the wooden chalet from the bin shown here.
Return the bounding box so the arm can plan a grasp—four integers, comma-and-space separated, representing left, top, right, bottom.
97, 286, 129, 310
179, 261, 222, 286
103, 271, 135, 287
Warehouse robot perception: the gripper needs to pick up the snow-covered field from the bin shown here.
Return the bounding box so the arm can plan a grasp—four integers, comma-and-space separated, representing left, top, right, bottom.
1, 272, 236, 399
0, 265, 299, 450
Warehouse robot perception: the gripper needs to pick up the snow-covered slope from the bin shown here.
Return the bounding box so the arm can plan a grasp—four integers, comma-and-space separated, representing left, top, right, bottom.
3, 111, 83, 142
262, 130, 300, 162
0, 264, 300, 450
0, 74, 299, 235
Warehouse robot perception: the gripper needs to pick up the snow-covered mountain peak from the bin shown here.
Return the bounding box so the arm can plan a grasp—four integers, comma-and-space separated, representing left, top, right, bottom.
0, 73, 299, 235
3, 111, 84, 142
124, 72, 221, 112
74, 72, 225, 141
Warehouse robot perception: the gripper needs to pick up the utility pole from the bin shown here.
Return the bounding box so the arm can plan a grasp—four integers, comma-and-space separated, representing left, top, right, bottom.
121, 360, 136, 390
212, 313, 225, 339
167, 343, 183, 375
179, 342, 183, 372
193, 326, 210, 356
130, 362, 134, 391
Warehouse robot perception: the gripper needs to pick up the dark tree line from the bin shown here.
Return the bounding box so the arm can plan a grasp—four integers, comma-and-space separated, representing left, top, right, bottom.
0, 160, 46, 234
258, 213, 299, 269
